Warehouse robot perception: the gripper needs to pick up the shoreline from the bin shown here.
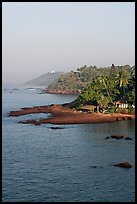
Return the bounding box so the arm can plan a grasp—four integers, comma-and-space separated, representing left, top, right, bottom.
8, 104, 135, 125
45, 90, 81, 95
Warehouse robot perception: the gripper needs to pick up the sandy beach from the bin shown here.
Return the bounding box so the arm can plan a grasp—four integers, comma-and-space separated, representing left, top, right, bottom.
8, 104, 135, 125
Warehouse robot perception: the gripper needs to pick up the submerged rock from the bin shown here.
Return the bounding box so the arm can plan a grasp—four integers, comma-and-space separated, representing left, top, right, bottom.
111, 134, 124, 139
18, 120, 41, 125
90, 165, 103, 169
50, 126, 64, 129
105, 136, 110, 139
18, 120, 36, 124
90, 165, 97, 168
113, 162, 132, 168
125, 137, 133, 140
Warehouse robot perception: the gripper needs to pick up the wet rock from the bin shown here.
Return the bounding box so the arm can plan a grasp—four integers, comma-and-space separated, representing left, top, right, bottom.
105, 136, 110, 139
18, 120, 39, 124
113, 162, 132, 168
125, 137, 133, 140
50, 126, 64, 129
90, 165, 103, 169
116, 117, 123, 121
34, 121, 41, 125
111, 134, 124, 139
90, 165, 97, 168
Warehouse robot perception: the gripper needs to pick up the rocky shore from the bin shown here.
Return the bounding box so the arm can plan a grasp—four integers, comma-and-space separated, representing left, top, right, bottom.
8, 104, 135, 125
45, 89, 81, 95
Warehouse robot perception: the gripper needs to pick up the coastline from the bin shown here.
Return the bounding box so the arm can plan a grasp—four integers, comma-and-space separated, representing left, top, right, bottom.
45, 89, 81, 95
8, 104, 135, 125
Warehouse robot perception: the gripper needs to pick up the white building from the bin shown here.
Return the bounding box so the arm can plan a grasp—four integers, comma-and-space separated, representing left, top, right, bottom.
114, 101, 128, 109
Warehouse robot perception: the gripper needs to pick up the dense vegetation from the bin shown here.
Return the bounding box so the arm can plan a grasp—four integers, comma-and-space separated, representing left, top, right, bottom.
67, 64, 135, 114
46, 64, 133, 94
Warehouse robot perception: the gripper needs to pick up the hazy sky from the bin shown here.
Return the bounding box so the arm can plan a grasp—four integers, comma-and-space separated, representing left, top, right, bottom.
2, 2, 135, 84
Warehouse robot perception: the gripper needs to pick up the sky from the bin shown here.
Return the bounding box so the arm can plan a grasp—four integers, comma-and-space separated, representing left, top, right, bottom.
2, 2, 135, 84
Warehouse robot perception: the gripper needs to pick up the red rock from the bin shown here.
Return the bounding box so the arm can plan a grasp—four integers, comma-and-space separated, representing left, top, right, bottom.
34, 121, 41, 125
113, 162, 132, 168
111, 134, 124, 139
8, 104, 135, 125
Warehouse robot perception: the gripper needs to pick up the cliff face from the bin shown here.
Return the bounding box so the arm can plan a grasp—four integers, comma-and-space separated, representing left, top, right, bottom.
24, 71, 63, 86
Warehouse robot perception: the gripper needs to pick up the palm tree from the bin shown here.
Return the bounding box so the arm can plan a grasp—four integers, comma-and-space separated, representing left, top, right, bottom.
129, 66, 135, 89
98, 75, 113, 103
109, 63, 117, 77
126, 66, 135, 105
117, 70, 129, 97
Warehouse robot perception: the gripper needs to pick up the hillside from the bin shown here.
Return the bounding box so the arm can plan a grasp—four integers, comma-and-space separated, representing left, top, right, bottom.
46, 64, 133, 94
67, 65, 135, 114
24, 71, 63, 86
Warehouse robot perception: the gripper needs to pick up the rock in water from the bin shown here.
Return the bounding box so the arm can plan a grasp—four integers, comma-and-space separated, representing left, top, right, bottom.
34, 121, 41, 125
105, 136, 110, 139
125, 137, 133, 140
111, 134, 124, 139
113, 162, 132, 168
50, 126, 64, 129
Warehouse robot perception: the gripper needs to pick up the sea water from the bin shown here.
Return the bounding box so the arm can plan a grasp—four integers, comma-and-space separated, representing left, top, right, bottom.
2, 84, 135, 202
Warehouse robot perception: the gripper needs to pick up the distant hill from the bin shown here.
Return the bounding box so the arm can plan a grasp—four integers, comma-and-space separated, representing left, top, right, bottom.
46, 64, 133, 94
24, 71, 64, 86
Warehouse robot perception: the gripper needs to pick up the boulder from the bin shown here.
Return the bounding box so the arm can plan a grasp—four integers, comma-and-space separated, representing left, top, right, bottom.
111, 134, 124, 139
113, 162, 132, 168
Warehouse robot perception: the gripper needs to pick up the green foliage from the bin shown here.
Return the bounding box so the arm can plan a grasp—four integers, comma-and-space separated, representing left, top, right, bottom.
107, 106, 118, 113
70, 65, 135, 112
47, 64, 135, 112
47, 64, 133, 94
97, 96, 110, 112
120, 109, 128, 114
128, 105, 135, 114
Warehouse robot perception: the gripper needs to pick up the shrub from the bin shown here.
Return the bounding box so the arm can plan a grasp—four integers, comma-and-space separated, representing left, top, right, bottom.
120, 109, 128, 114
107, 106, 117, 113
128, 106, 135, 114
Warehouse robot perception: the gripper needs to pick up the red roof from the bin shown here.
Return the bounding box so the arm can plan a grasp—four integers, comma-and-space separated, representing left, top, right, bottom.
114, 101, 127, 105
